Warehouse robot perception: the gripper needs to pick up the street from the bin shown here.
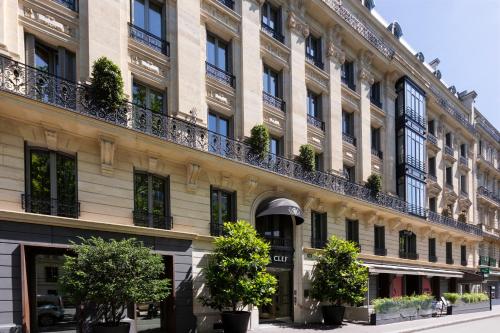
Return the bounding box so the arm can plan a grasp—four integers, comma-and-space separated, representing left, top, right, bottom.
420, 316, 498, 333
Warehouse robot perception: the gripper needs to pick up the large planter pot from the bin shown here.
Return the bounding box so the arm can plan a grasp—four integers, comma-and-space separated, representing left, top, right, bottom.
322, 305, 345, 325
446, 305, 453, 315
221, 311, 251, 333
93, 322, 130, 333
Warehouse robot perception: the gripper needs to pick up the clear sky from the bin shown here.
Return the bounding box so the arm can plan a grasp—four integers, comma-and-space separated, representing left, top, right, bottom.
374, 0, 500, 130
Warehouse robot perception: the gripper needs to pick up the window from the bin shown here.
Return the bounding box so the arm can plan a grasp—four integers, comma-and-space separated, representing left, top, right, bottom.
427, 120, 435, 136
133, 0, 163, 38
206, 33, 230, 72
30, 39, 76, 80
429, 197, 437, 213
406, 176, 425, 215
311, 211, 327, 248
132, 81, 165, 113
370, 81, 382, 107
315, 153, 323, 172
341, 61, 355, 90
343, 164, 355, 182
307, 90, 321, 120
428, 238, 437, 262
346, 219, 359, 246
45, 267, 59, 283
305, 34, 322, 68
460, 144, 467, 158
25, 147, 77, 218
461, 245, 467, 266
261, 2, 281, 34
446, 242, 453, 264
445, 132, 452, 148
460, 174, 467, 194
371, 127, 381, 152
210, 188, 236, 236
404, 81, 425, 126
405, 128, 425, 171
374, 225, 386, 255
446, 166, 453, 186
342, 111, 354, 136
428, 156, 436, 177
208, 112, 231, 154
269, 137, 282, 156
479, 140, 483, 155
263, 65, 280, 98
399, 230, 417, 259
134, 171, 170, 229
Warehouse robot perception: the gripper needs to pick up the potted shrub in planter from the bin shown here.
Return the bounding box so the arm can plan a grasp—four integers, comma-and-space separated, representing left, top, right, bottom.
200, 221, 277, 333
247, 124, 270, 161
365, 174, 382, 199
298, 144, 316, 172
90, 57, 125, 114
310, 235, 368, 325
59, 237, 171, 333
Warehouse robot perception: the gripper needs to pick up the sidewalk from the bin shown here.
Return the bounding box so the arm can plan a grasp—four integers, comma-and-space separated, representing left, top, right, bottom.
253, 305, 500, 333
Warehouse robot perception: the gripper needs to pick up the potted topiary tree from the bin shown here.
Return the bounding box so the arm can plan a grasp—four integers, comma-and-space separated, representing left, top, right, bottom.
365, 174, 382, 198
298, 144, 316, 172
59, 237, 171, 333
200, 220, 277, 333
90, 57, 125, 113
247, 124, 270, 160
310, 235, 368, 325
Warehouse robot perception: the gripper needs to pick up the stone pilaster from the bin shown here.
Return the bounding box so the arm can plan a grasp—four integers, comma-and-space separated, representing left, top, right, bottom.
357, 50, 374, 183
383, 71, 398, 194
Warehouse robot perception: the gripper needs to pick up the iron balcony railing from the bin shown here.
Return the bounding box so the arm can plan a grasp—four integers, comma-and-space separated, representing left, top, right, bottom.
54, 0, 77, 11
406, 155, 426, 172
133, 211, 173, 230
305, 54, 324, 70
459, 156, 468, 166
128, 23, 170, 56
261, 22, 285, 44
0, 55, 482, 237
400, 106, 426, 128
371, 149, 383, 159
263, 91, 286, 112
478, 186, 500, 203
399, 251, 419, 260
307, 114, 325, 131
444, 145, 454, 157
21, 194, 80, 218
445, 183, 454, 190
217, 0, 234, 10
427, 133, 438, 146
428, 255, 438, 263
374, 247, 387, 256
205, 62, 235, 88
342, 132, 356, 146
427, 174, 437, 182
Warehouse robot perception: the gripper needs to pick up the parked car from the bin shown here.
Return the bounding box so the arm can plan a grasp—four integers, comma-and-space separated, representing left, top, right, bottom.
37, 295, 64, 326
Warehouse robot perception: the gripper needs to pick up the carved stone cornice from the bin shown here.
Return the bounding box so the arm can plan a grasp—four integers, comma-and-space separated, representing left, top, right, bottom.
287, 11, 309, 38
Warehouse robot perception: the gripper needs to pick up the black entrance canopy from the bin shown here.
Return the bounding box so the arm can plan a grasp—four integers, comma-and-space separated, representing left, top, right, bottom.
256, 198, 304, 225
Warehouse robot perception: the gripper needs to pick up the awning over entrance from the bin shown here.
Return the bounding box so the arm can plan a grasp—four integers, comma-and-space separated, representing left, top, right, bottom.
256, 198, 304, 225
365, 263, 464, 278
459, 271, 484, 283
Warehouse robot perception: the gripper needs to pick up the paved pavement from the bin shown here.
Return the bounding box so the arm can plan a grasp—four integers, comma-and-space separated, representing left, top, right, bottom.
253, 305, 500, 333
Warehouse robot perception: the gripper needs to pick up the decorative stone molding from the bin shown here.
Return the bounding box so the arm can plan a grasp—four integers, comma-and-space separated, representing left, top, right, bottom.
363, 211, 378, 228
221, 172, 232, 188
260, 40, 290, 65
358, 50, 374, 86
186, 163, 201, 192
389, 218, 402, 232
148, 156, 159, 174
327, 25, 345, 65
305, 68, 329, 91
130, 55, 166, 78
44, 130, 57, 151
99, 136, 115, 176
333, 202, 348, 219
358, 67, 374, 86
287, 11, 309, 38
23, 7, 74, 37
303, 195, 317, 212
244, 176, 258, 201
201, 0, 240, 35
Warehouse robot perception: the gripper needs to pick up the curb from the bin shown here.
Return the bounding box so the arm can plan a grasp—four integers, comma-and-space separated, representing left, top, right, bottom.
395, 312, 500, 332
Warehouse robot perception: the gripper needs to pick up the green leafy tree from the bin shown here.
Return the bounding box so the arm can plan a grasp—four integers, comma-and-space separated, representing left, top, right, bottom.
247, 125, 270, 160
310, 235, 368, 305
298, 144, 316, 172
59, 237, 170, 327
365, 174, 382, 195
90, 57, 124, 111
200, 220, 277, 312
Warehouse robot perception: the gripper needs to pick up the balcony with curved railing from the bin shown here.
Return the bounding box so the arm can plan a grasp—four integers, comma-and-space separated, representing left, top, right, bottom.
21, 194, 80, 219
342, 132, 356, 146
263, 91, 285, 112
477, 186, 500, 204
0, 55, 482, 237
128, 23, 170, 56
307, 114, 325, 131
205, 62, 235, 88
54, 0, 77, 11
427, 133, 438, 146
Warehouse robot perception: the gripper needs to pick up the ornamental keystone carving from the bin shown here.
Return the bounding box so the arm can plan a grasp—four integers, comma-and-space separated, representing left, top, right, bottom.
287, 11, 309, 38
99, 136, 115, 176
244, 176, 258, 201
186, 163, 201, 192
44, 130, 58, 151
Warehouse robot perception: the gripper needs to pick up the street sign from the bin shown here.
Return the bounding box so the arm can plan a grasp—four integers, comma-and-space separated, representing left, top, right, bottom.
480, 267, 490, 274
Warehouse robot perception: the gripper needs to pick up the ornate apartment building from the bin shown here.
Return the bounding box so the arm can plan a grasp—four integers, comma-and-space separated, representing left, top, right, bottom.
0, 0, 499, 332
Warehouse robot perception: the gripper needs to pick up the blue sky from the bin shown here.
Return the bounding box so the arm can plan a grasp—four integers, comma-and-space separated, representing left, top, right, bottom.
374, 0, 500, 130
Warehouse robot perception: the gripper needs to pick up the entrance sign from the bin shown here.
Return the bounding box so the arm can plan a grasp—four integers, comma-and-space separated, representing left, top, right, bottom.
273, 255, 289, 263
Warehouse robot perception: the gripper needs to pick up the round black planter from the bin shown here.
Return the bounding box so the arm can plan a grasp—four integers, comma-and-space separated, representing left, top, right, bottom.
221, 311, 251, 333
322, 305, 345, 325
93, 322, 130, 333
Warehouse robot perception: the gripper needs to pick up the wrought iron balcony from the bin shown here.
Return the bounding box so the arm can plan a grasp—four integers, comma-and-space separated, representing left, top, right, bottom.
133, 211, 173, 230
461, 259, 467, 266
263, 91, 286, 111
54, 0, 77, 11
261, 22, 285, 44
306, 54, 324, 70
21, 194, 80, 218
0, 55, 483, 237
427, 133, 438, 146
374, 247, 387, 256
427, 174, 437, 182
217, 0, 234, 10
205, 62, 235, 87
307, 114, 325, 131
445, 182, 453, 190
311, 238, 327, 249
128, 23, 170, 56
477, 186, 500, 203
371, 149, 383, 159
399, 251, 418, 260
444, 145, 454, 157
401, 106, 426, 128
459, 156, 468, 166
342, 132, 356, 146
428, 255, 438, 262
446, 257, 454, 265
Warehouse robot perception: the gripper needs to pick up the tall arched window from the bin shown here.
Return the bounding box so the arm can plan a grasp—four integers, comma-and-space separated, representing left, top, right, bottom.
399, 230, 417, 259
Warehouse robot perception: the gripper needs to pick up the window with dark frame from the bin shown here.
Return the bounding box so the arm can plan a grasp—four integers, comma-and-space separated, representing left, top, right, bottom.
427, 119, 435, 136
305, 34, 322, 68
311, 211, 327, 249
461, 245, 467, 266
446, 242, 453, 264
374, 225, 386, 256
460, 174, 467, 194
132, 80, 166, 114
208, 112, 231, 155
132, 0, 164, 38
446, 166, 453, 186
25, 146, 78, 218
343, 164, 355, 182
399, 230, 417, 259
261, 2, 281, 34
45, 266, 59, 283
370, 81, 382, 107
371, 127, 381, 152
429, 197, 437, 213
428, 156, 436, 177
346, 219, 359, 247
269, 137, 282, 156
460, 144, 467, 158
210, 187, 236, 236
342, 111, 354, 136
445, 132, 452, 148
206, 32, 231, 73
314, 153, 323, 172
428, 238, 437, 262
133, 171, 171, 229
341, 61, 355, 90
263, 65, 281, 98
307, 90, 321, 120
